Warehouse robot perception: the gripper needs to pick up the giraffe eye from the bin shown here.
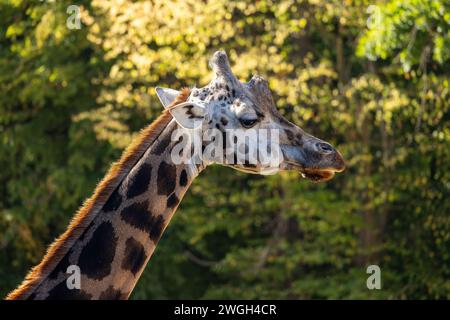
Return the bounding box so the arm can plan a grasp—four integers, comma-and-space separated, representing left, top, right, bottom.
239, 117, 258, 128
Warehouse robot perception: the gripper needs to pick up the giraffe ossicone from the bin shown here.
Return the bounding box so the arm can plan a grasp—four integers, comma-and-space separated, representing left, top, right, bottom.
7, 51, 345, 300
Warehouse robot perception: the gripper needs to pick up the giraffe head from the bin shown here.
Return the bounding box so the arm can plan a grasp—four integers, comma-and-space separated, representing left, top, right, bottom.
156, 51, 345, 182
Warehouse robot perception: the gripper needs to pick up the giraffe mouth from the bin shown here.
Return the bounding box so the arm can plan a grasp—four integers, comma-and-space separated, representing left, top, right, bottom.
282, 162, 338, 182
299, 168, 336, 182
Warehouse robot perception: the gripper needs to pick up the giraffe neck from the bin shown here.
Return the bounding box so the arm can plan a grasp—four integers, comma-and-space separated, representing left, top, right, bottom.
24, 118, 203, 299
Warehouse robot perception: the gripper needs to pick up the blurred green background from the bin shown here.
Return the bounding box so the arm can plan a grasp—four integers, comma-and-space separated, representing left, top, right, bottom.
0, 0, 449, 299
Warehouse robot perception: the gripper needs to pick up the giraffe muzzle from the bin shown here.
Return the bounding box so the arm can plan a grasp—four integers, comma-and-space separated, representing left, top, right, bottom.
280, 142, 346, 182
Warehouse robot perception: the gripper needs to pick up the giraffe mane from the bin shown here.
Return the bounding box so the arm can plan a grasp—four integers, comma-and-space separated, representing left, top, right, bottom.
6, 88, 191, 300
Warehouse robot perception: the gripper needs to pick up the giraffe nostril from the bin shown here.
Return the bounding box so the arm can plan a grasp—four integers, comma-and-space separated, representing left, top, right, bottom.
316, 142, 334, 153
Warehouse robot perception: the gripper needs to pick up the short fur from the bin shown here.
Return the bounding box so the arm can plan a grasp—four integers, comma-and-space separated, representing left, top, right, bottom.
6, 88, 191, 300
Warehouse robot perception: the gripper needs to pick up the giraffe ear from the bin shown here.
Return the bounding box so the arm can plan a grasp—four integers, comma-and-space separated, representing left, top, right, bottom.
155, 87, 180, 108
169, 101, 205, 129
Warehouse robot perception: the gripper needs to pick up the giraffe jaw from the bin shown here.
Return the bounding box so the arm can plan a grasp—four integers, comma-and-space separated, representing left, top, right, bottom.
299, 168, 336, 182
225, 164, 280, 175
281, 161, 339, 182
225, 163, 337, 181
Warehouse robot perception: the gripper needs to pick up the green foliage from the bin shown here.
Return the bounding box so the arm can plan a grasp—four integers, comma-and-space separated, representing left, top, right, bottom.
357, 0, 450, 71
0, 0, 448, 299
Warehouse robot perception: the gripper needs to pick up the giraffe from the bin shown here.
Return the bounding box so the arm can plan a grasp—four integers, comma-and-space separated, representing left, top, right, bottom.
6, 51, 345, 300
